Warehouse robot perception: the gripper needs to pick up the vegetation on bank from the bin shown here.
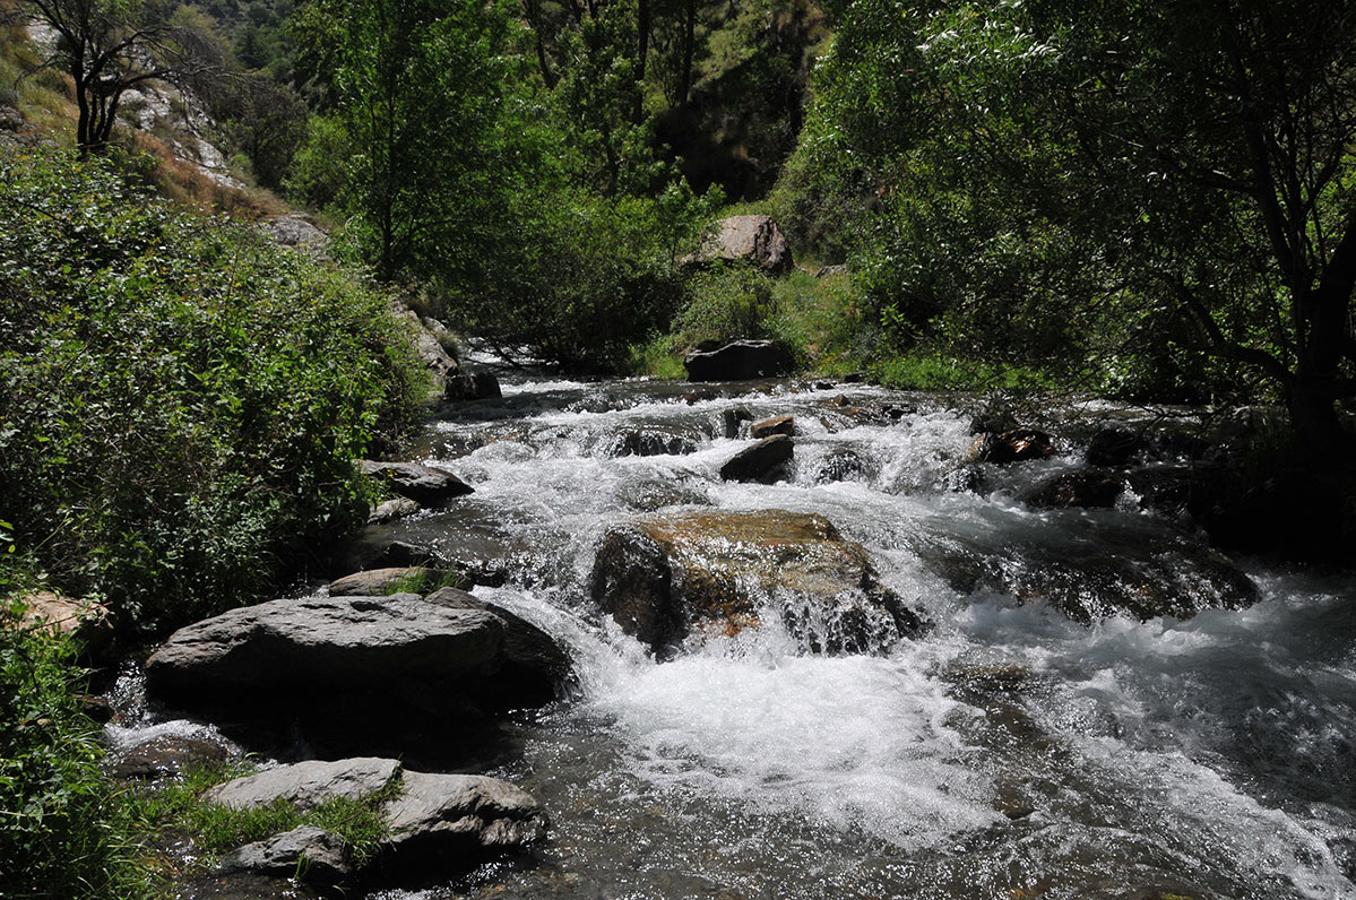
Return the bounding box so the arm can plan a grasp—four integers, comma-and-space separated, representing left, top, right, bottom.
0, 147, 427, 636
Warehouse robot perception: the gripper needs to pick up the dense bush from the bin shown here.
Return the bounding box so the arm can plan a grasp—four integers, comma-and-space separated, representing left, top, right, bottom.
0, 147, 426, 634
0, 579, 150, 897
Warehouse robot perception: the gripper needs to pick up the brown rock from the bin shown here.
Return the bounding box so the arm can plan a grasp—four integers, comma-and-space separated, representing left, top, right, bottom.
750, 415, 795, 439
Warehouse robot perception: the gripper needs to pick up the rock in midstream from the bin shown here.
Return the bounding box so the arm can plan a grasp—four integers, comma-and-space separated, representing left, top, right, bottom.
145, 593, 568, 723
590, 509, 923, 655
720, 434, 794, 483
359, 460, 474, 504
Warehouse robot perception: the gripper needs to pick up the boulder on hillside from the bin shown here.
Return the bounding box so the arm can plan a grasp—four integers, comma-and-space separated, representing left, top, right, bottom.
697, 215, 793, 273
263, 215, 329, 255
590, 509, 922, 655
684, 340, 795, 382
969, 429, 1055, 464
218, 826, 350, 887
445, 372, 502, 401
145, 594, 567, 720
327, 567, 434, 597
1022, 469, 1125, 509
389, 302, 460, 387
750, 414, 795, 439
359, 460, 473, 504
16, 591, 112, 654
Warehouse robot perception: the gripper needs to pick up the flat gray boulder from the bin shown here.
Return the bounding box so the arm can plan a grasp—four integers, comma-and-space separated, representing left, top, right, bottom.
382, 771, 547, 862
359, 460, 473, 504
206, 758, 401, 810
217, 826, 350, 886
146, 593, 564, 717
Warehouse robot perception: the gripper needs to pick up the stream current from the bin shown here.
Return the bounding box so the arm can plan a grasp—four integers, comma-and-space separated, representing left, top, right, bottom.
130, 372, 1356, 899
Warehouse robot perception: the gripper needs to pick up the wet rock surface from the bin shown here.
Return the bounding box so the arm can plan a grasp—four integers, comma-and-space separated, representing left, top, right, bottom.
720, 434, 794, 482
110, 733, 229, 780
217, 826, 350, 885
591, 509, 922, 654
382, 771, 548, 864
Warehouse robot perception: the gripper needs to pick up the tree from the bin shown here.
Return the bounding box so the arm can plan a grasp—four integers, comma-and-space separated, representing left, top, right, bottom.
19, 0, 223, 155
807, 0, 1356, 456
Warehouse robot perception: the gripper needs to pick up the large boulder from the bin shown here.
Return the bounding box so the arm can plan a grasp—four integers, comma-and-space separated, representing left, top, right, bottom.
389, 302, 459, 387
698, 215, 793, 273
382, 771, 548, 864
719, 434, 794, 483
590, 510, 922, 655
218, 826, 350, 886
263, 215, 330, 256
359, 460, 473, 504
145, 594, 566, 719
684, 340, 795, 382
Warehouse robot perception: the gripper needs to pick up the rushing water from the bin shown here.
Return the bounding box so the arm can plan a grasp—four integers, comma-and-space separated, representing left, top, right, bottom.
131, 373, 1356, 898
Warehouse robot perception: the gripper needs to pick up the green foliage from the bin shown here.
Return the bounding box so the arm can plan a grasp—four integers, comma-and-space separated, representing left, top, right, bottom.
0, 604, 152, 898
0, 146, 426, 634
134, 762, 398, 870
674, 263, 778, 348
870, 354, 1053, 393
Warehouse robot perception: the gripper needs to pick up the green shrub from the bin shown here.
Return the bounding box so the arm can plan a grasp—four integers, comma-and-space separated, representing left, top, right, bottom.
0, 146, 427, 635
673, 263, 778, 350
0, 598, 152, 898
870, 353, 1054, 392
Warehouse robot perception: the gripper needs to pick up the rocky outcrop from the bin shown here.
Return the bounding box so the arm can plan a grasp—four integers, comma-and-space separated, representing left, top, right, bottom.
382, 771, 548, 864
445, 372, 502, 401
719, 434, 794, 483
218, 827, 350, 886
145, 594, 566, 719
590, 510, 922, 654
750, 414, 795, 439
697, 215, 793, 273
969, 430, 1055, 464
1022, 469, 1125, 509
359, 460, 474, 504
206, 758, 401, 810
327, 567, 433, 597
390, 302, 460, 389
684, 340, 795, 382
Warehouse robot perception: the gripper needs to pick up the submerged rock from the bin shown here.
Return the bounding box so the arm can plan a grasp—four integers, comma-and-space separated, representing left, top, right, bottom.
607, 429, 698, 457
720, 434, 794, 483
590, 509, 922, 655
1086, 427, 1148, 467
1022, 469, 1125, 509
145, 594, 566, 721
684, 340, 795, 382
909, 512, 1259, 623
359, 460, 473, 504
217, 826, 350, 886
969, 429, 1055, 464
368, 496, 420, 525
812, 447, 870, 484
111, 734, 229, 780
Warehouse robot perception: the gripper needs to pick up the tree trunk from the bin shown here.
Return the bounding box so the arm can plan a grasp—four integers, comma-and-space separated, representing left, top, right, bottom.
680, 0, 696, 107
